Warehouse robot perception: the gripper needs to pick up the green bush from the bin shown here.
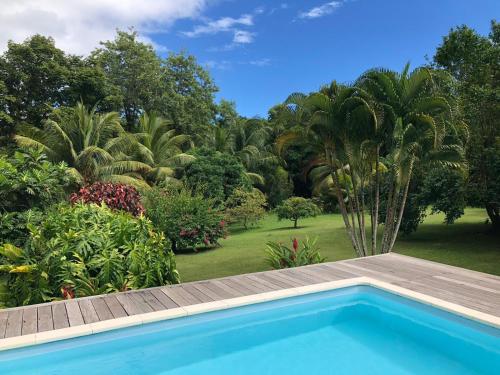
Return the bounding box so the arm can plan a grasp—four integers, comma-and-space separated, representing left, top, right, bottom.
265, 237, 325, 269
0, 203, 179, 307
225, 188, 267, 229
275, 197, 321, 228
184, 148, 250, 205
0, 149, 74, 245
144, 185, 226, 252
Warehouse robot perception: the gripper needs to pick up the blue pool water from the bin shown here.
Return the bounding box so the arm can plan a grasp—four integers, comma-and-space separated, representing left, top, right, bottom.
0, 286, 498, 374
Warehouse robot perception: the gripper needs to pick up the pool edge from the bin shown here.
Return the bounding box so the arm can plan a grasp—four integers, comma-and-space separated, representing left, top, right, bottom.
1, 276, 498, 351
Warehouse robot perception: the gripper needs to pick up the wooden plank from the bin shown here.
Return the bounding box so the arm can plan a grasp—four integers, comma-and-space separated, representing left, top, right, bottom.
52, 303, 69, 330
291, 267, 334, 282
5, 309, 23, 338
161, 286, 202, 306
103, 295, 128, 318
230, 275, 272, 293
91, 298, 114, 321
182, 284, 214, 303
0, 310, 9, 338
139, 291, 166, 311
65, 300, 85, 326
115, 294, 143, 316
245, 275, 282, 291
128, 292, 154, 313
262, 272, 305, 287
199, 281, 240, 299
78, 299, 99, 324
21, 307, 38, 335
281, 269, 324, 284
333, 262, 407, 283
149, 289, 179, 309
190, 282, 229, 301
37, 305, 54, 332
317, 263, 361, 279
219, 278, 259, 295
253, 273, 294, 289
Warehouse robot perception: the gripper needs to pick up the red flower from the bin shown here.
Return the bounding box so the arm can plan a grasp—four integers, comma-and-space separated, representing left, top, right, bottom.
292, 238, 299, 252
61, 285, 75, 299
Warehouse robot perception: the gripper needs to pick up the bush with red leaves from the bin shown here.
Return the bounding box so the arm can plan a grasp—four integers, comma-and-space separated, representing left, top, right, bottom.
70, 182, 144, 216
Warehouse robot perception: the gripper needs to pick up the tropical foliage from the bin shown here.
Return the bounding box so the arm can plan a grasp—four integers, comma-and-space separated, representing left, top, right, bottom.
275, 197, 321, 228
265, 237, 324, 269
70, 182, 144, 217
0, 203, 178, 307
144, 185, 226, 252
225, 188, 267, 229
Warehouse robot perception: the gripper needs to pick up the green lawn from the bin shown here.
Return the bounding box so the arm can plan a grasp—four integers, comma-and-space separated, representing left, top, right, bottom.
176, 208, 499, 282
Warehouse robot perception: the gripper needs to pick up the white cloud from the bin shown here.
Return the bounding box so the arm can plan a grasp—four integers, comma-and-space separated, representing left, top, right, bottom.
0, 0, 207, 55
299, 1, 343, 19
233, 30, 255, 44
182, 14, 253, 37
248, 58, 271, 67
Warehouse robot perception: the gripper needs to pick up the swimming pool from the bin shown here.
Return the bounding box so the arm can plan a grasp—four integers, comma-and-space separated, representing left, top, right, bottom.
0, 285, 498, 374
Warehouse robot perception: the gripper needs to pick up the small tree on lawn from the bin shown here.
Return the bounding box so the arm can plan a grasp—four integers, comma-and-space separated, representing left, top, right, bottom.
225, 188, 267, 229
275, 197, 321, 228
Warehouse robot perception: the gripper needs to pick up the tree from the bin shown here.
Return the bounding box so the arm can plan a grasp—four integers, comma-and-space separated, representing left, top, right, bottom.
161, 52, 218, 138
226, 188, 267, 229
279, 66, 466, 256
15, 102, 149, 186
127, 112, 195, 184
434, 21, 500, 230
275, 197, 321, 228
90, 30, 163, 129
0, 35, 70, 126
184, 148, 251, 205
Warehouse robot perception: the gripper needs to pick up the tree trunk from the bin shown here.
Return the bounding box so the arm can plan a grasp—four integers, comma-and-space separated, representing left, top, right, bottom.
387, 162, 414, 252
371, 148, 380, 256
485, 202, 500, 232
293, 218, 298, 228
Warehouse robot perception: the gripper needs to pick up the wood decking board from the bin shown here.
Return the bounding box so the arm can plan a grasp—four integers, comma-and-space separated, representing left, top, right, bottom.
1, 254, 499, 340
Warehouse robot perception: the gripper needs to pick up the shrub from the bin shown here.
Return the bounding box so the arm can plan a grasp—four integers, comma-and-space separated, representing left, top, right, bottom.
275, 197, 321, 228
144, 185, 226, 252
265, 237, 325, 269
225, 188, 267, 229
0, 149, 74, 246
70, 182, 144, 216
184, 148, 250, 205
0, 148, 74, 212
0, 203, 178, 307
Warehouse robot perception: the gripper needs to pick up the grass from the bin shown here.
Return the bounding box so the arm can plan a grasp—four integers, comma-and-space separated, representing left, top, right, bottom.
176, 208, 499, 283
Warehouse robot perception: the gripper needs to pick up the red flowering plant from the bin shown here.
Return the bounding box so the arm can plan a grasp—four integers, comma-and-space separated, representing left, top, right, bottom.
265, 237, 325, 269
70, 182, 144, 217
144, 185, 227, 252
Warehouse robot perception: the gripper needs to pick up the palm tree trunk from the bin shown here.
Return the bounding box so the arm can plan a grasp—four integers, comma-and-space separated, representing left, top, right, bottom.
371, 148, 380, 255
330, 170, 362, 257
387, 161, 414, 252
381, 174, 398, 253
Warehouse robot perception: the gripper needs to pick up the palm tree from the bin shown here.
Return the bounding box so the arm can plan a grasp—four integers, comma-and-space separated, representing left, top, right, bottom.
15, 103, 150, 187
123, 112, 195, 184
357, 64, 466, 253
278, 65, 466, 256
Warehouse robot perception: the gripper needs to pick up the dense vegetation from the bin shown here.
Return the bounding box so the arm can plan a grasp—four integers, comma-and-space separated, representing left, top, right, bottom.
0, 22, 498, 306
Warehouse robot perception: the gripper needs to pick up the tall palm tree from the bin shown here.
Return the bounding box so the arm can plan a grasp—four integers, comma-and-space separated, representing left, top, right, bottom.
278, 66, 466, 256
15, 103, 150, 187
123, 112, 195, 184
357, 64, 467, 253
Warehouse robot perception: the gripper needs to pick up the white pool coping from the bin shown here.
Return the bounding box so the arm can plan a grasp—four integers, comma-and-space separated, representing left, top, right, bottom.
0, 276, 499, 352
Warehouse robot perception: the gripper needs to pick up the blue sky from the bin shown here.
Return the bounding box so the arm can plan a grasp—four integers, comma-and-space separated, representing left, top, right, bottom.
1, 0, 498, 117
157, 0, 498, 117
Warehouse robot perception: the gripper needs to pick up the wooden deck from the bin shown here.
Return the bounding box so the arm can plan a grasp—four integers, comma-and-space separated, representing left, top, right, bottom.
1, 253, 499, 340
